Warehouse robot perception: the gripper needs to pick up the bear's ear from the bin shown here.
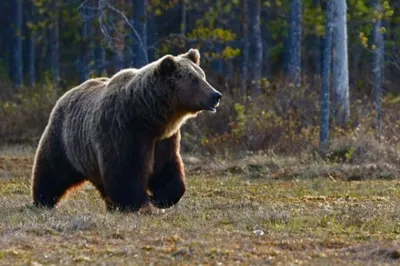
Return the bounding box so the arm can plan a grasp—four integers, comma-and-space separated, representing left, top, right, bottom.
158, 55, 176, 75
181, 48, 200, 65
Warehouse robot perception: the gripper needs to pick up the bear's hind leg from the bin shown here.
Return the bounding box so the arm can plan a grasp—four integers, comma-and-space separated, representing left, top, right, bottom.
32, 146, 84, 209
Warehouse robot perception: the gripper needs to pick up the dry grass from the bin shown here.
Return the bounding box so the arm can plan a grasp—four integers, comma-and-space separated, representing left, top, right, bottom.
1, 145, 400, 265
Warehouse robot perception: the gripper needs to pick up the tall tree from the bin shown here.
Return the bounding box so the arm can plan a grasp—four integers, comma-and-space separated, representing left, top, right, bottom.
10, 0, 23, 88
248, 0, 262, 98
113, 0, 125, 72
147, 12, 157, 63
261, 6, 271, 77
311, 0, 322, 76
49, 0, 60, 91
26, 0, 36, 87
95, 0, 107, 76
372, 0, 384, 139
287, 0, 302, 89
240, 0, 249, 97
79, 2, 94, 82
319, 0, 334, 155
133, 0, 148, 68
124, 0, 134, 67
180, 0, 187, 51
332, 0, 350, 125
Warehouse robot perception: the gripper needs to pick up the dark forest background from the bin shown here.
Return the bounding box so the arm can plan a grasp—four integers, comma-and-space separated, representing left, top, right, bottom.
0, 0, 399, 160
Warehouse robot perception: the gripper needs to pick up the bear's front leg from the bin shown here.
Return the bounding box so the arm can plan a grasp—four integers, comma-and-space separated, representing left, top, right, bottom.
99, 135, 155, 213
148, 131, 186, 209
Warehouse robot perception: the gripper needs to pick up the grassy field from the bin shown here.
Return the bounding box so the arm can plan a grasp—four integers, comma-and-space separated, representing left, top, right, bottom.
1, 145, 400, 265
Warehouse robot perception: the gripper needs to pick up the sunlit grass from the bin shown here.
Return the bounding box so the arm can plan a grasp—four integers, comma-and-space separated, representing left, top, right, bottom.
0, 147, 400, 265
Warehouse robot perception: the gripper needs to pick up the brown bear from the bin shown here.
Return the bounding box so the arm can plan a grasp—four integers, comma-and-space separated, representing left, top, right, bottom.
31, 48, 222, 212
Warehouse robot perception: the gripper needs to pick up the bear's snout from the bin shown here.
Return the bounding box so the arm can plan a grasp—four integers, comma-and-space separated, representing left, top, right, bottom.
202, 89, 222, 112
212, 91, 222, 107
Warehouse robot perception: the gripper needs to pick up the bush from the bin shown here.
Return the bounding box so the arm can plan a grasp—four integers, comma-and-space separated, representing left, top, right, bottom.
0, 84, 57, 143
181, 74, 400, 160
1, 74, 399, 163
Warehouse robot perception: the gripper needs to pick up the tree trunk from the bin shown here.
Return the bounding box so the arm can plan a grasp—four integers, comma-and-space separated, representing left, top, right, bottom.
95, 0, 107, 76
133, 0, 148, 68
79, 3, 94, 82
319, 0, 334, 155
211, 44, 223, 74
49, 0, 60, 91
26, 0, 36, 87
240, 0, 249, 97
332, 0, 350, 125
180, 0, 187, 51
113, 0, 125, 72
372, 0, 384, 139
248, 0, 262, 98
95, 42, 107, 76
10, 0, 23, 89
0, 1, 9, 63
124, 0, 133, 67
110, 0, 124, 72
147, 12, 157, 62
261, 6, 271, 77
287, 0, 302, 88
311, 0, 322, 77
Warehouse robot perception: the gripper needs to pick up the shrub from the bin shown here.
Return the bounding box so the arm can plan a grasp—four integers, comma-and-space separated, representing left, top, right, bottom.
0, 84, 57, 143
1, 74, 399, 163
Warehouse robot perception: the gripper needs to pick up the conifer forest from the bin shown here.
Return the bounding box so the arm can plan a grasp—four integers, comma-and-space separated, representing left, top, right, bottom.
1, 1, 400, 265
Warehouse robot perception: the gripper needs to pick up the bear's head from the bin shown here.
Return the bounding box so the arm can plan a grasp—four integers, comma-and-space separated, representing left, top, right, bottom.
157, 48, 222, 113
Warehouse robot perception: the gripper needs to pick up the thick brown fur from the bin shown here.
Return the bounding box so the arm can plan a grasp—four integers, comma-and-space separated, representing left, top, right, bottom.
31, 49, 222, 212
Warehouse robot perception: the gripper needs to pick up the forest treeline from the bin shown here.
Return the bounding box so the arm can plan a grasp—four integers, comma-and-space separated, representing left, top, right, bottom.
0, 0, 399, 156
